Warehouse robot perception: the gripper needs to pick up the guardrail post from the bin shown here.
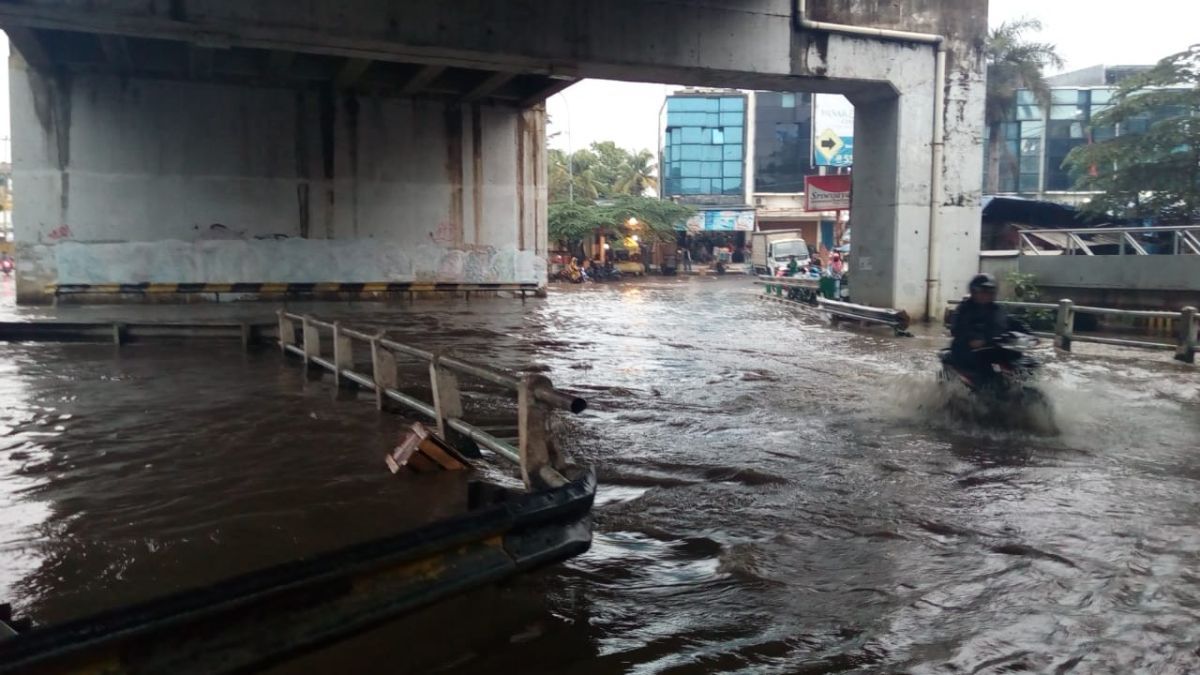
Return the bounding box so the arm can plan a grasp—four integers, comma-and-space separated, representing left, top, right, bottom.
370, 336, 397, 410
1177, 306, 1197, 364
1054, 299, 1074, 352
332, 322, 354, 389
519, 374, 564, 490
302, 316, 321, 371
277, 311, 295, 354
429, 354, 480, 458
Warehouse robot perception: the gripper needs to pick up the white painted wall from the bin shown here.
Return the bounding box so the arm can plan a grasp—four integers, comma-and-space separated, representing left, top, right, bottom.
10, 64, 546, 302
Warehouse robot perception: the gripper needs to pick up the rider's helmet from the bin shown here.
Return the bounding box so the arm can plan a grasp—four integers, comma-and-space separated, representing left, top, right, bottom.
968, 273, 997, 292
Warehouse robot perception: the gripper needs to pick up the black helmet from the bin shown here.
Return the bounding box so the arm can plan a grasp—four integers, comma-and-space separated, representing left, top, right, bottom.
969, 273, 997, 291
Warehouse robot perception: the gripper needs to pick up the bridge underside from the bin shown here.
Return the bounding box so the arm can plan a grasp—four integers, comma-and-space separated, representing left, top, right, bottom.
1, 0, 987, 316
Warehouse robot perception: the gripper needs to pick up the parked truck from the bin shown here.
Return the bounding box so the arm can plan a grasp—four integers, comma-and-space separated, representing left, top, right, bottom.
750, 230, 810, 276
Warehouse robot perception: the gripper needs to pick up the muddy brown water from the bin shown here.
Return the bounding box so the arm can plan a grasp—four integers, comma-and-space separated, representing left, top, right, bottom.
2, 276, 1199, 673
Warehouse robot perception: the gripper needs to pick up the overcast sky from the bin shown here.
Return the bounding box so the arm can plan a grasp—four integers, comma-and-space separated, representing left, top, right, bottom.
0, 1, 1196, 162
546, 0, 1200, 155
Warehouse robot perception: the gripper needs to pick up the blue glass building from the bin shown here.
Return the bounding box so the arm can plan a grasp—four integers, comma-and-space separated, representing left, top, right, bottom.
659, 91, 748, 205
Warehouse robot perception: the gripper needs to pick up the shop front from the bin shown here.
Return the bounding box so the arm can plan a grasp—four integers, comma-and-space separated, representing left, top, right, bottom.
676, 208, 757, 263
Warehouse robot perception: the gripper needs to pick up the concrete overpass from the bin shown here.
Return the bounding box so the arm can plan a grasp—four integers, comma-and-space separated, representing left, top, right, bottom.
0, 0, 988, 317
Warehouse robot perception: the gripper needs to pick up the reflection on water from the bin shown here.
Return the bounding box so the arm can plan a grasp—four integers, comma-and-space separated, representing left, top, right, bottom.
3, 276, 1200, 673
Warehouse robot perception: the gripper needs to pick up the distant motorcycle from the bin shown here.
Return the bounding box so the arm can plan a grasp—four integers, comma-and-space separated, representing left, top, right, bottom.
591, 262, 622, 282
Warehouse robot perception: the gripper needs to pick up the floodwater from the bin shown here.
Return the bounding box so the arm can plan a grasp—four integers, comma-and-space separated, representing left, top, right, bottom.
3, 276, 1200, 673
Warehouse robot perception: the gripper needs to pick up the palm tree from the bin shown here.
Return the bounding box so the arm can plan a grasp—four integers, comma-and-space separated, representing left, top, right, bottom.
616, 149, 659, 197
984, 18, 1063, 193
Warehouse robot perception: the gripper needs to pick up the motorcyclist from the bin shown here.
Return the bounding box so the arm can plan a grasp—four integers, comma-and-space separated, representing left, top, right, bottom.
949, 273, 1029, 380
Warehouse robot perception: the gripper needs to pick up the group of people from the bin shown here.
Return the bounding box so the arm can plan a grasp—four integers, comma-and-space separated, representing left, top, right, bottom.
560, 257, 619, 283
781, 252, 844, 279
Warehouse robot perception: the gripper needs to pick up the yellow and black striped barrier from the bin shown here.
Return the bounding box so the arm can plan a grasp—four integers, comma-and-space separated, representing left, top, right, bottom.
48, 281, 543, 298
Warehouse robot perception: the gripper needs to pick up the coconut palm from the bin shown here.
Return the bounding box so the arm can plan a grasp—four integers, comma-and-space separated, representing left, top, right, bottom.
616, 149, 659, 197
984, 18, 1063, 193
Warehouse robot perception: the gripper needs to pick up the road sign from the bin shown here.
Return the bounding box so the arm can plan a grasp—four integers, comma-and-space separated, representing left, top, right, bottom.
813, 94, 854, 167
815, 129, 844, 163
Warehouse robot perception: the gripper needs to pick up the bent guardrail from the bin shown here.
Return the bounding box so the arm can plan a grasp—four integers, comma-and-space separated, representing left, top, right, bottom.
755, 276, 911, 335
0, 469, 595, 675
277, 311, 587, 489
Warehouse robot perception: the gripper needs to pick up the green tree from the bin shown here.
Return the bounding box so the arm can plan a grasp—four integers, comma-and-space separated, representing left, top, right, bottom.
549, 196, 692, 253
1064, 45, 1200, 223
616, 149, 659, 196
548, 142, 660, 202
984, 18, 1063, 193
548, 147, 609, 202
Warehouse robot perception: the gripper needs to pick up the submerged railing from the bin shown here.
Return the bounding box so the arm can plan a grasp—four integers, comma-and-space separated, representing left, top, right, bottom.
276, 311, 587, 489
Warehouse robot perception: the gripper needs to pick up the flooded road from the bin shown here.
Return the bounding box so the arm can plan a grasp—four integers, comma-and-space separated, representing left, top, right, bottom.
3, 276, 1200, 673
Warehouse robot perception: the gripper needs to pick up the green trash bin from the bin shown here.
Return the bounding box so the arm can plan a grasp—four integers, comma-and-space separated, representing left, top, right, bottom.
819, 277, 837, 300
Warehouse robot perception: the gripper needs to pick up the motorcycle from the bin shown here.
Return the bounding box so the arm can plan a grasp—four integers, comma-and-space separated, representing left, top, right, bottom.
590, 262, 622, 282
938, 332, 1057, 432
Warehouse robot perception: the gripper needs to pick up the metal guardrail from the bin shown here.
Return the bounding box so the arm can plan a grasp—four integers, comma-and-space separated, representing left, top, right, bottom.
277, 311, 587, 489
755, 276, 912, 334
0, 468, 596, 674
946, 299, 1198, 364
1019, 225, 1200, 256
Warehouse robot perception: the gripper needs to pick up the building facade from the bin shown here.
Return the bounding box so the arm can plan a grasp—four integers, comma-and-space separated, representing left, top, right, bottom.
985, 65, 1158, 205
659, 90, 751, 206
660, 89, 850, 254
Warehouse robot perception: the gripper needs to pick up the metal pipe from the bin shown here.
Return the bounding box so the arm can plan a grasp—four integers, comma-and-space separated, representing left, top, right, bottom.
997, 301, 1058, 310
1071, 305, 1181, 319
283, 313, 585, 413
446, 418, 520, 464
924, 44, 947, 321
1021, 225, 1200, 235
1072, 334, 1175, 351
383, 389, 437, 419
793, 1, 946, 321
794, 0, 943, 45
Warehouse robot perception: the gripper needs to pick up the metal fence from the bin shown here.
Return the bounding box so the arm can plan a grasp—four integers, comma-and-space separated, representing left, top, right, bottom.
1018, 225, 1200, 257
980, 300, 1198, 364
276, 311, 587, 489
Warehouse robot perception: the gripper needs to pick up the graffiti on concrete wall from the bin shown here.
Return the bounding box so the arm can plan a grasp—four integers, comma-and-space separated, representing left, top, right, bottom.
46, 224, 73, 241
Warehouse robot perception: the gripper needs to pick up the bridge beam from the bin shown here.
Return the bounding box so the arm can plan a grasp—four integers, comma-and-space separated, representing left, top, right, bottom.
1, 0, 985, 312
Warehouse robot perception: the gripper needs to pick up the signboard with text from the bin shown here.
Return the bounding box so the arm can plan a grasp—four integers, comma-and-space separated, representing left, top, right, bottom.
680, 209, 756, 232
813, 94, 855, 167
804, 175, 852, 211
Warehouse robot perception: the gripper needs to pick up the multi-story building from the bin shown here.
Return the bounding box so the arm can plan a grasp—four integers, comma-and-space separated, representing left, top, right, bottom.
660, 89, 851, 259
659, 89, 751, 207
984, 64, 1158, 205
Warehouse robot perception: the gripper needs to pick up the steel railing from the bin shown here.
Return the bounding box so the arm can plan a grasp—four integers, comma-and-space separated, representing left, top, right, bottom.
946, 300, 1198, 364
276, 311, 587, 489
1018, 225, 1200, 256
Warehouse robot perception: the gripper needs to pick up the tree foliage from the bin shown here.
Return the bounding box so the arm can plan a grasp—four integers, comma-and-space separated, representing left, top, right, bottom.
983, 18, 1063, 193
548, 142, 659, 203
548, 196, 692, 249
1064, 45, 1200, 223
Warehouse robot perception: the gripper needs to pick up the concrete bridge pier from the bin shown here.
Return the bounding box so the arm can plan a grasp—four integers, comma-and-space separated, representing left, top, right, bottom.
1, 0, 987, 318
